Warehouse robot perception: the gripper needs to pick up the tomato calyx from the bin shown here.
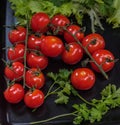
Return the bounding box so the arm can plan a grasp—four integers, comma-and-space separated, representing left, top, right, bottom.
81, 58, 90, 67
64, 43, 70, 52
32, 69, 41, 77
34, 32, 43, 37
104, 58, 119, 64
90, 39, 97, 45
105, 58, 113, 63
79, 27, 86, 33
29, 87, 36, 92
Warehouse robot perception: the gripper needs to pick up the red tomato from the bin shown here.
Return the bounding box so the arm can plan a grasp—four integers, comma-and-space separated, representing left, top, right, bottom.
51, 14, 70, 34
27, 34, 45, 50
71, 68, 95, 90
4, 62, 24, 81
27, 51, 48, 70
82, 33, 105, 54
24, 89, 44, 109
8, 26, 26, 44
25, 68, 45, 89
40, 36, 64, 57
62, 42, 83, 65
7, 44, 25, 62
90, 49, 115, 72
4, 83, 24, 104
31, 12, 50, 33
64, 25, 84, 43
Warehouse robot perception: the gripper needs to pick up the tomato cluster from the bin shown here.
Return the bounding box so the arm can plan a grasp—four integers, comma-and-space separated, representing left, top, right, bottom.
4, 12, 115, 109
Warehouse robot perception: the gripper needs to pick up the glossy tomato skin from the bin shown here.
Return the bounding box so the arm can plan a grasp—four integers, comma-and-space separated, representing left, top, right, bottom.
64, 25, 84, 43
7, 44, 25, 62
4, 62, 24, 81
71, 68, 95, 90
51, 14, 70, 34
4, 83, 24, 104
31, 12, 50, 33
62, 42, 83, 65
24, 89, 44, 109
8, 26, 26, 44
27, 51, 48, 70
27, 34, 45, 50
82, 33, 105, 54
41, 36, 64, 57
25, 68, 45, 89
90, 49, 115, 72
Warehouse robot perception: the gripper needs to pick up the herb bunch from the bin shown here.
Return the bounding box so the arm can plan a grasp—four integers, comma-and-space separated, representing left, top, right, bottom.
9, 0, 120, 32
31, 81, 120, 125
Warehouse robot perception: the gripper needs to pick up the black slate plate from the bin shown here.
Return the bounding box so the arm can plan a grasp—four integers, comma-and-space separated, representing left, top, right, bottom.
1, 0, 120, 125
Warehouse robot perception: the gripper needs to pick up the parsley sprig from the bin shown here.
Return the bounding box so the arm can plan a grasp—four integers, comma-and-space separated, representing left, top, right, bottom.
45, 69, 77, 104
30, 83, 120, 125
45, 69, 94, 106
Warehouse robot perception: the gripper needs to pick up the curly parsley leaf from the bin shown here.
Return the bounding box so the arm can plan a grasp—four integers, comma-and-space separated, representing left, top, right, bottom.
46, 69, 79, 104
9, 0, 120, 32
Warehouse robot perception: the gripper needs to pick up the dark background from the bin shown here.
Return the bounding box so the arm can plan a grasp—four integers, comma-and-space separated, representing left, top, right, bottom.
1, 0, 120, 125
0, 0, 8, 124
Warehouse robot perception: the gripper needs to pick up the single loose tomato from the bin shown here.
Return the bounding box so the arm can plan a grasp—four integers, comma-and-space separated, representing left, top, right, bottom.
27, 51, 48, 70
4, 62, 24, 81
24, 89, 44, 109
7, 44, 25, 62
71, 68, 95, 90
4, 83, 24, 104
27, 34, 45, 50
40, 36, 64, 57
90, 49, 115, 72
31, 12, 50, 33
82, 33, 105, 54
62, 42, 83, 65
8, 26, 26, 44
51, 14, 70, 34
25, 68, 45, 89
64, 25, 84, 43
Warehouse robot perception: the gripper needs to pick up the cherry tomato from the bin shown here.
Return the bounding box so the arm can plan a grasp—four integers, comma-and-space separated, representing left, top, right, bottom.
64, 25, 84, 43
90, 49, 115, 72
82, 33, 105, 54
27, 34, 45, 50
25, 68, 45, 89
7, 44, 25, 62
8, 26, 26, 44
40, 36, 64, 57
71, 68, 95, 90
24, 89, 44, 109
51, 14, 70, 34
31, 12, 50, 33
62, 42, 83, 65
4, 62, 24, 81
4, 83, 24, 104
27, 51, 48, 70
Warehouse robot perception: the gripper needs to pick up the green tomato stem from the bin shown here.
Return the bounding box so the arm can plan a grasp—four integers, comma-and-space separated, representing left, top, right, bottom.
23, 15, 29, 88
63, 27, 108, 80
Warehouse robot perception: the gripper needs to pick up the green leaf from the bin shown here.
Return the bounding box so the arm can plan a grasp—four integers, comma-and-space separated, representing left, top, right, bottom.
63, 83, 71, 95
72, 104, 80, 110
47, 72, 58, 81
89, 107, 103, 123
55, 92, 69, 104
73, 115, 83, 125
101, 84, 116, 98
71, 87, 79, 96
58, 69, 72, 81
